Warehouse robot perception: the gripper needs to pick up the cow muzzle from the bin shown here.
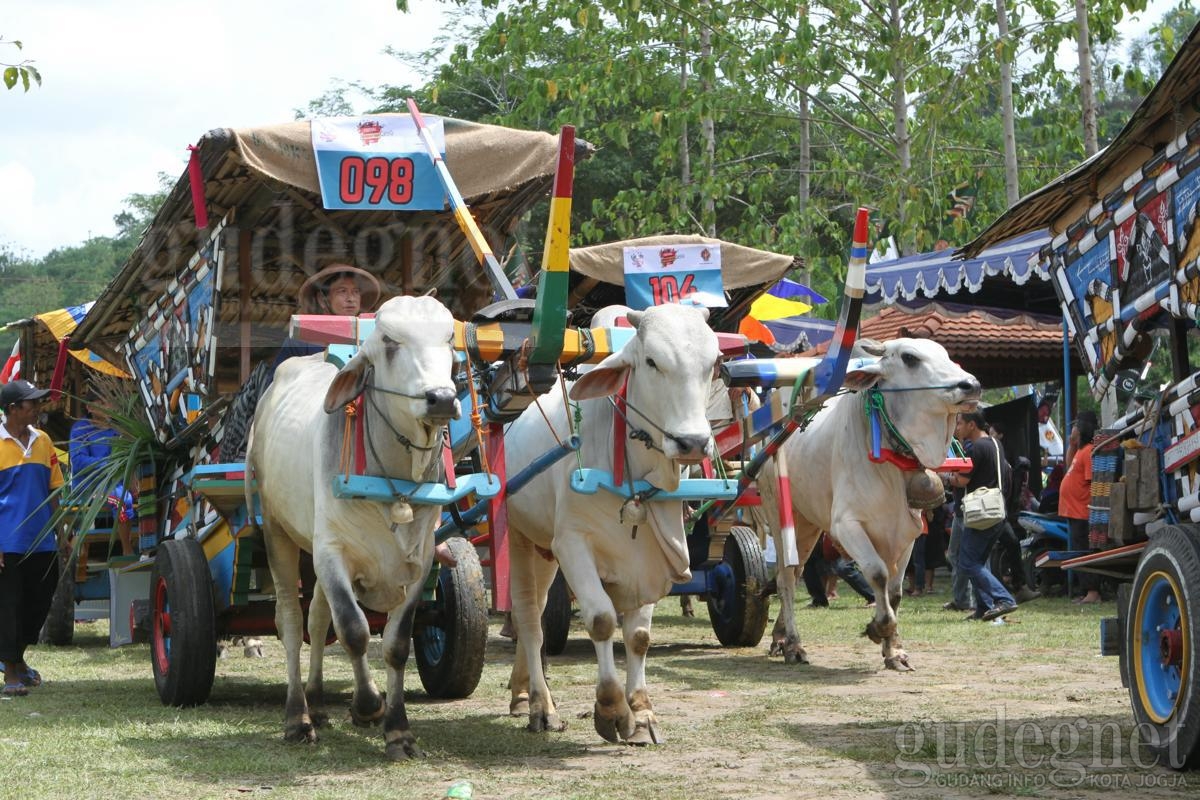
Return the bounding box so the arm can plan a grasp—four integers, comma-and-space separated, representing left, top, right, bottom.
424, 387, 461, 421
664, 433, 713, 464
951, 378, 983, 409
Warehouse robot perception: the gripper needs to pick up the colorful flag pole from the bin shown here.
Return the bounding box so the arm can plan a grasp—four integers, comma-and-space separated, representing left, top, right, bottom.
406, 98, 518, 301
813, 207, 868, 396
529, 126, 576, 365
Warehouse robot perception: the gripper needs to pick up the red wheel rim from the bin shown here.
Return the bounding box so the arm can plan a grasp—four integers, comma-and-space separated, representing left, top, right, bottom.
151, 576, 172, 675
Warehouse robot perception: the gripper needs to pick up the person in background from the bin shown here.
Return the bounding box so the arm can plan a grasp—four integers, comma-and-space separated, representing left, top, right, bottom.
69, 393, 137, 556
944, 410, 1018, 621
0, 380, 65, 696
987, 423, 1040, 605
804, 532, 875, 608
1060, 411, 1102, 604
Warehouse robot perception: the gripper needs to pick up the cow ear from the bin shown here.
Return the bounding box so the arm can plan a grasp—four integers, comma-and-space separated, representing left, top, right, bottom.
570, 350, 632, 400
625, 310, 644, 329
324, 353, 370, 413
842, 356, 883, 392
852, 338, 885, 358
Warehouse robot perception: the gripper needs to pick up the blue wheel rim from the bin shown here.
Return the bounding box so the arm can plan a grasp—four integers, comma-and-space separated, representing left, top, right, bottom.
707, 562, 736, 624
1134, 570, 1188, 723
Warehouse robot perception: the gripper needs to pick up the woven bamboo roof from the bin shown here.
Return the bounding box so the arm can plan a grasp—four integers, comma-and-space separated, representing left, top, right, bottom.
72, 116, 593, 371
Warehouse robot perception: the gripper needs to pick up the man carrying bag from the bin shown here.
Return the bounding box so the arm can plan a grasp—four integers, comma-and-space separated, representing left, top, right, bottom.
944, 410, 1018, 621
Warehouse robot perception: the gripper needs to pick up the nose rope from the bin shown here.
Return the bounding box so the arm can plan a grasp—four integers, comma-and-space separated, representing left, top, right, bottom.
364, 381, 435, 401
607, 392, 711, 456
364, 384, 440, 454
868, 382, 975, 393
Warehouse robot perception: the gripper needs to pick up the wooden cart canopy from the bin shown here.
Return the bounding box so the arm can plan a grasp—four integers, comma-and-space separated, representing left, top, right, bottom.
72, 115, 593, 368
565, 235, 800, 330
964, 20, 1200, 257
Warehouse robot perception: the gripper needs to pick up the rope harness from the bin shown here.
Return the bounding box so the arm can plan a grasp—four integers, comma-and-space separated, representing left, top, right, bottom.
863, 383, 971, 471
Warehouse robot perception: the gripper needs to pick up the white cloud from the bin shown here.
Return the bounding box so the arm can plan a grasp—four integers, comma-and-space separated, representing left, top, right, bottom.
2, 0, 446, 256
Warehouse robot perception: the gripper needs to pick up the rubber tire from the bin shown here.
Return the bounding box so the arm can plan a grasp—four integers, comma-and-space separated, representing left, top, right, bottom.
150, 538, 217, 707
415, 537, 488, 699
707, 525, 770, 647
39, 552, 76, 646
541, 569, 572, 657
1126, 524, 1200, 769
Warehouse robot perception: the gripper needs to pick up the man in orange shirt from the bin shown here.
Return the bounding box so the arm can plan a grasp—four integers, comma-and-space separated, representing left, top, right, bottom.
1060, 412, 1101, 604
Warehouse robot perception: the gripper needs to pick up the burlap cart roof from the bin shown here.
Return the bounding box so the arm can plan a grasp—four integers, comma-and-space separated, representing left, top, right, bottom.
72, 115, 592, 373
565, 235, 799, 330
568, 234, 793, 288
233, 118, 566, 202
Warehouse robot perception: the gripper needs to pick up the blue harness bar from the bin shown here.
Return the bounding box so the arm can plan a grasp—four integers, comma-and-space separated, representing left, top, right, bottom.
569, 469, 738, 501
332, 472, 502, 505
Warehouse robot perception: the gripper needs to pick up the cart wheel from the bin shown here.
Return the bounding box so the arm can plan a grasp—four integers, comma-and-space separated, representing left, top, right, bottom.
150, 538, 217, 707
1126, 524, 1200, 769
707, 525, 769, 647
542, 569, 572, 656
415, 537, 487, 699
39, 552, 75, 646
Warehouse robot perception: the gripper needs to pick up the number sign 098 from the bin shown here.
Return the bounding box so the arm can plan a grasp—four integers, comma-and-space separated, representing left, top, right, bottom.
338, 155, 415, 205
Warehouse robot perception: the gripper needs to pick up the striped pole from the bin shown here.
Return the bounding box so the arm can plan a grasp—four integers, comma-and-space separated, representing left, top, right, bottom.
529, 126, 576, 364
406, 98, 517, 301
701, 206, 869, 523
814, 206, 868, 396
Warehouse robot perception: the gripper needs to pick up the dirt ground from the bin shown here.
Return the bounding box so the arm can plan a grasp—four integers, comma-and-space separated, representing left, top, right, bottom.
5, 594, 1194, 800
309, 595, 1194, 800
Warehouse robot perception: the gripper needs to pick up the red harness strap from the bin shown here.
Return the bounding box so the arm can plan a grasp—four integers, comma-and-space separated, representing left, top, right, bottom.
353, 396, 366, 475
867, 447, 922, 471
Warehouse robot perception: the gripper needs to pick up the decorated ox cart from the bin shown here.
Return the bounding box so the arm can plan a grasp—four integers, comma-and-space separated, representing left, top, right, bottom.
959, 21, 1200, 769
65, 109, 585, 708
62, 98, 874, 752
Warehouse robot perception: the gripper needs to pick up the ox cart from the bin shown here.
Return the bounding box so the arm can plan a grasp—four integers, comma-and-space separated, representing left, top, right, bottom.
966, 31, 1200, 767
62, 102, 870, 726
63, 109, 589, 706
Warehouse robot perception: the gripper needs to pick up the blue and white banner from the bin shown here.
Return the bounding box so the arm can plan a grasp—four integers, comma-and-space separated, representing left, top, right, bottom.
622, 244, 726, 310
312, 116, 446, 211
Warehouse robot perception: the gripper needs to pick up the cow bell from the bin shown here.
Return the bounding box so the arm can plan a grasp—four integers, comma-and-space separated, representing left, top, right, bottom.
620, 496, 648, 526
390, 500, 415, 526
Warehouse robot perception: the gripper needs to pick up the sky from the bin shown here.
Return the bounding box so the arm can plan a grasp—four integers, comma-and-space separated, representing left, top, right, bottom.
0, 0, 1183, 259
1, 0, 446, 257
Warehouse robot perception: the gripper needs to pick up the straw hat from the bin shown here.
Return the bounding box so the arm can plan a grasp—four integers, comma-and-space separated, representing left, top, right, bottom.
298, 264, 382, 314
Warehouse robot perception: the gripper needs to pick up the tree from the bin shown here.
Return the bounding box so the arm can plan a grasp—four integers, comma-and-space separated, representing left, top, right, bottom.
2, 36, 41, 92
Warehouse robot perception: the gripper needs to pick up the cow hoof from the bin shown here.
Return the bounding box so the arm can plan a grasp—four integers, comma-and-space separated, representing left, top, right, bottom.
768, 638, 785, 657
593, 711, 621, 743
310, 710, 329, 729
593, 702, 635, 743
509, 696, 530, 717
526, 712, 565, 733
284, 721, 318, 744
351, 696, 386, 727
885, 653, 914, 672
624, 716, 663, 745
385, 734, 425, 761
784, 645, 809, 665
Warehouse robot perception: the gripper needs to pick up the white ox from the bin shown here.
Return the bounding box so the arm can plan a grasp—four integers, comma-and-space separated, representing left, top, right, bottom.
762, 338, 981, 670
247, 295, 460, 759
503, 303, 719, 744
